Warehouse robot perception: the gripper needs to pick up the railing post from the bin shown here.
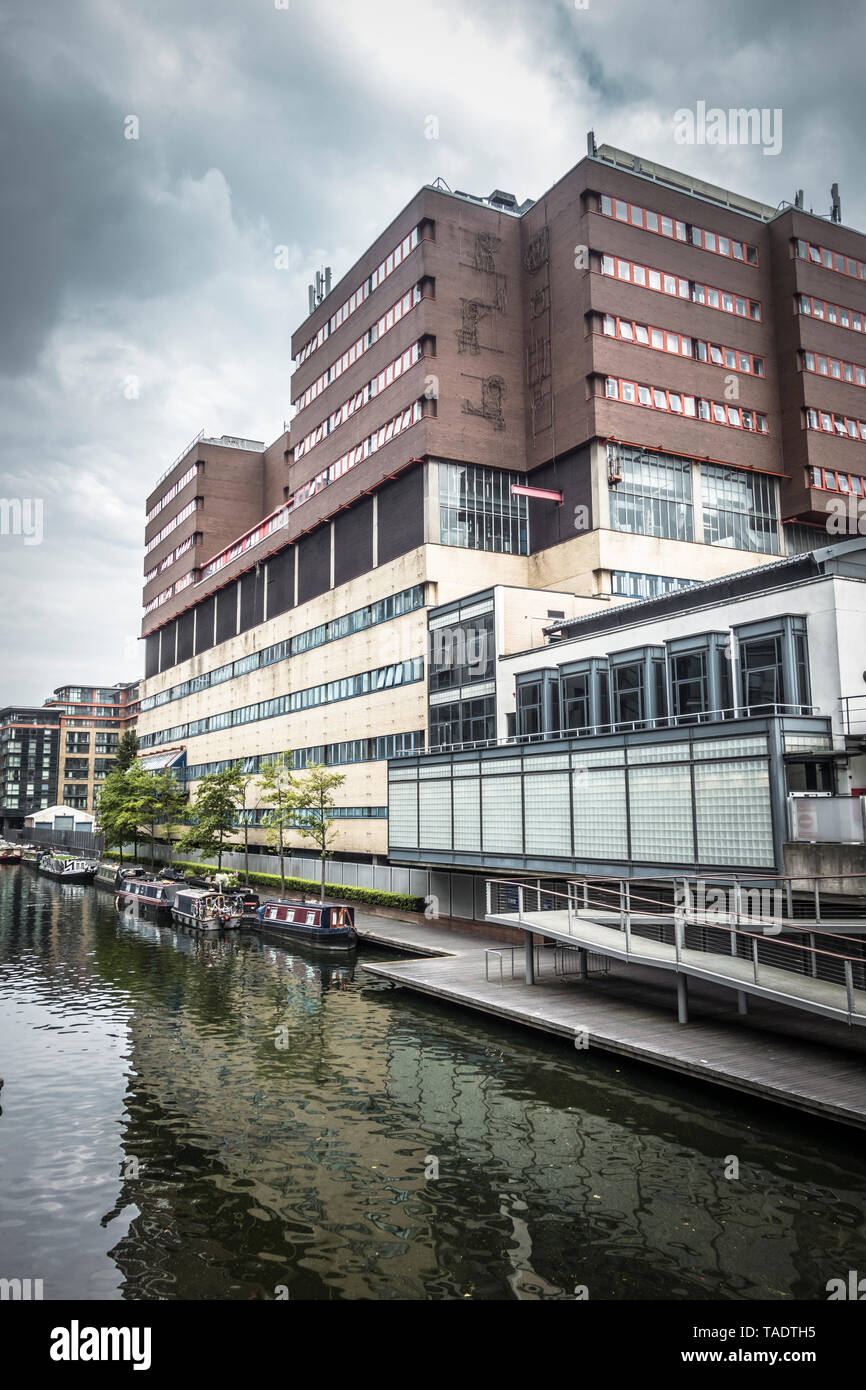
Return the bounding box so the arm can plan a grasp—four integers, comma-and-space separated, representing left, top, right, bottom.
845, 959, 856, 1016
674, 913, 683, 963
624, 881, 631, 952
752, 936, 760, 985
518, 885, 524, 924
486, 880, 492, 918
809, 932, 818, 978
567, 886, 575, 935
785, 877, 793, 920
813, 878, 822, 923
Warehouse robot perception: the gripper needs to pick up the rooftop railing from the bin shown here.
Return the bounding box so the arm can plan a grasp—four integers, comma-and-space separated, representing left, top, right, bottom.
410, 703, 824, 758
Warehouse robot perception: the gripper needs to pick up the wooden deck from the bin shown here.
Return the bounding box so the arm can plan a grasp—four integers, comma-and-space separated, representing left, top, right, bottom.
353, 914, 866, 1131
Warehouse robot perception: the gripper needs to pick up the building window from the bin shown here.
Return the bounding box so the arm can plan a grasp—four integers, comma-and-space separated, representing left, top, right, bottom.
798, 294, 864, 334
739, 634, 783, 710
611, 571, 697, 599
438, 462, 529, 555
429, 610, 495, 694
608, 447, 694, 542
612, 662, 644, 724
516, 680, 544, 736
700, 464, 779, 554
670, 651, 708, 719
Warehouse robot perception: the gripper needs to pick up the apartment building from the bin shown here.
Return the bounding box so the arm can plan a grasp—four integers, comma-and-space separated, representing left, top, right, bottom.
0, 707, 61, 832
42, 682, 140, 814
136, 138, 866, 860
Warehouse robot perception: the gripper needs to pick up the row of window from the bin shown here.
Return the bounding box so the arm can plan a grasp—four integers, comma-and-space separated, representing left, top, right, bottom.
610, 571, 698, 599
289, 400, 424, 511
145, 498, 198, 556
193, 400, 426, 588
799, 295, 866, 334
608, 447, 780, 555
438, 461, 529, 556
805, 407, 866, 442
808, 466, 866, 496
802, 350, 866, 388
235, 806, 387, 825
138, 659, 425, 749
600, 255, 761, 320
146, 464, 197, 524
183, 732, 425, 784
795, 239, 866, 283
601, 314, 765, 375
597, 193, 759, 264
201, 507, 290, 584
294, 283, 424, 413
515, 620, 809, 740
293, 341, 422, 461
603, 376, 769, 432
295, 225, 423, 366
139, 585, 426, 713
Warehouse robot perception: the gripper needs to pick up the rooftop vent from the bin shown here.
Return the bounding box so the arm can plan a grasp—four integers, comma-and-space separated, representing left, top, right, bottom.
488, 189, 518, 210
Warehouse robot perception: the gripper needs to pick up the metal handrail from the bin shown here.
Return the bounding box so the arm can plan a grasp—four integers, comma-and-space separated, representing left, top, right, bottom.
150, 429, 205, 494
485, 875, 866, 1011
841, 694, 866, 736
413, 704, 824, 758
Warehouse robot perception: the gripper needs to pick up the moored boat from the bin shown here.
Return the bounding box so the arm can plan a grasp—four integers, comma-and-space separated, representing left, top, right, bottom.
115, 878, 180, 915
255, 900, 357, 951
0, 845, 21, 864
37, 854, 99, 884
170, 887, 242, 931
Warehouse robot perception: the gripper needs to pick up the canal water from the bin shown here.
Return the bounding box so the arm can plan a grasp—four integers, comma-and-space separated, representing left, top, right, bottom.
0, 866, 863, 1301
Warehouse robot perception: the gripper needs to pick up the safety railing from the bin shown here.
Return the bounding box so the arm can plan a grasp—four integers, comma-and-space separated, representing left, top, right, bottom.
485, 875, 866, 1017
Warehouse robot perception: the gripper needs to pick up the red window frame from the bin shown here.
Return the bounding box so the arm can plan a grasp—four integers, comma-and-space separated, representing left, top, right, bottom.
804, 407, 866, 442
798, 295, 865, 334
599, 255, 761, 320
801, 350, 866, 389
795, 239, 866, 283
599, 314, 764, 376
602, 376, 769, 433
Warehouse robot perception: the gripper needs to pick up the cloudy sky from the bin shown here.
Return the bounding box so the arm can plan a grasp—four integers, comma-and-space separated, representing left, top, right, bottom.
1, 0, 864, 703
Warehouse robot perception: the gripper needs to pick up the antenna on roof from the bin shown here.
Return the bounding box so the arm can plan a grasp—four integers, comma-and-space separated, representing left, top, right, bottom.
308, 266, 333, 315
830, 183, 842, 224
587, 129, 597, 157
794, 189, 804, 210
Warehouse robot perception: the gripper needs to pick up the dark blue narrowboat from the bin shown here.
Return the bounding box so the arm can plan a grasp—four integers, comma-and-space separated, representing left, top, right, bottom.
115, 878, 179, 915
256, 900, 357, 951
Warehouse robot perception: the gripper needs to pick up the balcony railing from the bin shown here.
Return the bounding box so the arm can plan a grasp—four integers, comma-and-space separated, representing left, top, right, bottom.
841, 694, 866, 736
414, 703, 822, 758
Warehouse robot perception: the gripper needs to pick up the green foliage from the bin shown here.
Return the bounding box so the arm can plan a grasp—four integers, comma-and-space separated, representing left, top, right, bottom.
115, 729, 140, 772
179, 763, 246, 869
100, 853, 423, 911
256, 751, 297, 892
291, 763, 347, 902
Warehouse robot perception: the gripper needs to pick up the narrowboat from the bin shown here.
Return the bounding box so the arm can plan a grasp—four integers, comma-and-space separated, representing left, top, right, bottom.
115, 878, 180, 915
256, 900, 357, 951
170, 888, 243, 931
37, 854, 99, 884
0, 844, 21, 865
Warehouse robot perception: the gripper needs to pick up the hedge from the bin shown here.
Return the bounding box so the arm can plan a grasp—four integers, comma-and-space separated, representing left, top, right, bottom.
102, 853, 424, 913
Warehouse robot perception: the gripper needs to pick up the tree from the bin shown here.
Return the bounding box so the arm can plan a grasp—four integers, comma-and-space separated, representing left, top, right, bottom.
179, 764, 245, 871
145, 770, 188, 869
95, 766, 139, 864
291, 764, 346, 904
122, 762, 167, 869
237, 768, 267, 886
115, 729, 140, 772
257, 752, 297, 895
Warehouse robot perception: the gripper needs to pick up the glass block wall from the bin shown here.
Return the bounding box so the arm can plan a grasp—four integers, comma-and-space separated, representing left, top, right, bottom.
389, 725, 783, 870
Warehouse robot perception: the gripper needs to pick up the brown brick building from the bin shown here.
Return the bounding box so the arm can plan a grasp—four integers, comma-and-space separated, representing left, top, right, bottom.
135, 139, 866, 859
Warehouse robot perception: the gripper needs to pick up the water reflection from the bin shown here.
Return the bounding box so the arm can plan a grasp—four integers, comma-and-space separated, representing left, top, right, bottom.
0, 866, 863, 1301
